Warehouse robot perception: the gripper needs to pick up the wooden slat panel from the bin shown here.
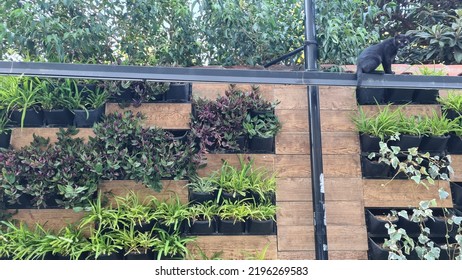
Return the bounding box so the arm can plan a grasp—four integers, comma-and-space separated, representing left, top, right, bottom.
326, 225, 368, 251
324, 178, 363, 201
278, 251, 315, 260
324, 155, 361, 178
322, 131, 360, 155
329, 251, 368, 260
198, 154, 275, 177
276, 178, 311, 202
326, 201, 365, 226
277, 225, 315, 251
188, 235, 277, 260
277, 202, 313, 226
363, 179, 453, 208
99, 180, 188, 205
192, 83, 275, 102
276, 109, 309, 133
10, 128, 94, 149
321, 110, 357, 132
449, 155, 462, 181
319, 86, 357, 110
105, 103, 191, 129
273, 85, 307, 110
8, 209, 85, 232
275, 155, 311, 178
276, 132, 310, 155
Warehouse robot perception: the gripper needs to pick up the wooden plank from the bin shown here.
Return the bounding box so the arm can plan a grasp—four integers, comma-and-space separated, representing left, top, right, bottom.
8, 209, 85, 233
322, 131, 360, 155
275, 155, 311, 178
277, 225, 314, 251
321, 110, 357, 132
324, 155, 361, 178
325, 201, 365, 226
276, 178, 312, 202
198, 154, 275, 177
276, 109, 309, 133
275, 132, 310, 155
360, 104, 441, 117
329, 251, 368, 260
449, 154, 462, 181
363, 179, 453, 208
188, 235, 277, 260
278, 251, 315, 260
105, 103, 191, 129
192, 83, 275, 102
277, 202, 312, 226
319, 86, 357, 110
99, 180, 188, 205
10, 128, 94, 149
327, 225, 368, 251
273, 85, 307, 110
324, 178, 363, 201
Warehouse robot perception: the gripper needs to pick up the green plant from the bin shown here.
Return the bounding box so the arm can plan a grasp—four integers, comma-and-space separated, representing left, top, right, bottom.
115, 224, 158, 256
186, 174, 218, 194
352, 104, 400, 140
417, 65, 447, 76
248, 203, 277, 222
396, 113, 425, 137
243, 112, 281, 139
243, 242, 271, 260
217, 200, 251, 223
114, 191, 155, 229
247, 164, 277, 204
188, 201, 219, 227
154, 229, 195, 260
0, 110, 12, 135
437, 91, 462, 115
87, 231, 123, 260
421, 110, 460, 136
154, 196, 190, 232
78, 193, 121, 233
213, 159, 250, 200
48, 224, 91, 260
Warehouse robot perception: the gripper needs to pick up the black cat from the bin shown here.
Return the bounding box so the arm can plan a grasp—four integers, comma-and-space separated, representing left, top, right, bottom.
356, 34, 410, 86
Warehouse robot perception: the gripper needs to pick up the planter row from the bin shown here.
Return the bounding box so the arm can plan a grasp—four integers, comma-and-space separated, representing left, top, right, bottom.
357, 87, 439, 105
109, 83, 191, 103
365, 208, 460, 238
207, 135, 275, 154
189, 189, 275, 205
360, 133, 456, 154
360, 153, 450, 180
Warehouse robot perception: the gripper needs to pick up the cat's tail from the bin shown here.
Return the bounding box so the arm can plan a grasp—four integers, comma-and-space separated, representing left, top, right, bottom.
356, 67, 363, 88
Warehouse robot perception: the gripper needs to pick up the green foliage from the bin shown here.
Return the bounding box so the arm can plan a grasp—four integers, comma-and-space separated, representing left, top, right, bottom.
352, 104, 401, 140
421, 110, 460, 136
437, 91, 462, 115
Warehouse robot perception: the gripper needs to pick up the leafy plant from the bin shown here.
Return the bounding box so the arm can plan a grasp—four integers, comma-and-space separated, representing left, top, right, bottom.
186, 174, 218, 194
352, 105, 401, 140
154, 195, 190, 232
243, 112, 281, 139
48, 224, 91, 260
154, 228, 195, 260
0, 110, 12, 135
217, 199, 251, 223
437, 91, 462, 116
114, 223, 158, 256
188, 201, 219, 227
248, 203, 277, 222
421, 110, 459, 136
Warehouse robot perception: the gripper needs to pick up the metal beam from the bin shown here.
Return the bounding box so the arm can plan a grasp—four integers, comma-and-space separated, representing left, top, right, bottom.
0, 61, 461, 89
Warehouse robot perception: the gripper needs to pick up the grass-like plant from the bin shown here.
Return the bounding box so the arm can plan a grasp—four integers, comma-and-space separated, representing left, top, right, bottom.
352, 104, 400, 140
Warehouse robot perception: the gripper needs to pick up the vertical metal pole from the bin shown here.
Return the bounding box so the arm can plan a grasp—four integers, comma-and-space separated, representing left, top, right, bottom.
304, 0, 328, 260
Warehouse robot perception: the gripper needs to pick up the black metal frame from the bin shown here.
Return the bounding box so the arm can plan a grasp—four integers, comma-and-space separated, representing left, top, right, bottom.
1, 61, 461, 89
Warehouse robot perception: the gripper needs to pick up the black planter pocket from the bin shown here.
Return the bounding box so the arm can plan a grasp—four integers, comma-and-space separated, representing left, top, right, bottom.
43, 109, 74, 127
385, 88, 415, 104
365, 209, 398, 237
10, 109, 44, 127
426, 209, 454, 237
447, 134, 462, 154
413, 89, 439, 104
189, 219, 217, 235
359, 134, 382, 153
450, 182, 462, 208
0, 131, 11, 148
247, 219, 275, 235
218, 219, 245, 235
361, 155, 391, 179
419, 135, 450, 153
134, 220, 157, 233
356, 87, 386, 105
443, 108, 460, 121
248, 136, 274, 153
235, 135, 248, 153
397, 213, 428, 237
73, 106, 105, 128
189, 190, 215, 204
368, 237, 389, 260
165, 83, 191, 102
219, 191, 245, 203
124, 251, 154, 260
387, 134, 422, 152
95, 252, 123, 260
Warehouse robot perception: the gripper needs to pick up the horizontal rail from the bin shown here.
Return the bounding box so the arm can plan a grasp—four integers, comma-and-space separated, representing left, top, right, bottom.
0, 61, 461, 89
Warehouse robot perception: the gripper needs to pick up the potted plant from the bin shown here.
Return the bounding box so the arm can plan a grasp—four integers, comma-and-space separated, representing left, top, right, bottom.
413, 65, 445, 104
186, 174, 218, 204
217, 200, 250, 234
114, 224, 158, 260
39, 78, 75, 127
0, 110, 12, 148
67, 85, 109, 127
419, 110, 457, 153
88, 231, 123, 260
213, 159, 250, 203
187, 201, 219, 235
49, 225, 91, 260
243, 112, 281, 153
437, 91, 462, 120
352, 104, 400, 153
154, 196, 190, 234
246, 164, 277, 204
447, 119, 462, 154
114, 191, 157, 233
153, 229, 195, 260
365, 208, 399, 237
388, 113, 424, 151
1, 76, 44, 127
247, 203, 277, 235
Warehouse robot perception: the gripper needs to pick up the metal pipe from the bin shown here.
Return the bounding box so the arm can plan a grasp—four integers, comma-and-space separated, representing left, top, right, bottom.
304, 0, 328, 260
